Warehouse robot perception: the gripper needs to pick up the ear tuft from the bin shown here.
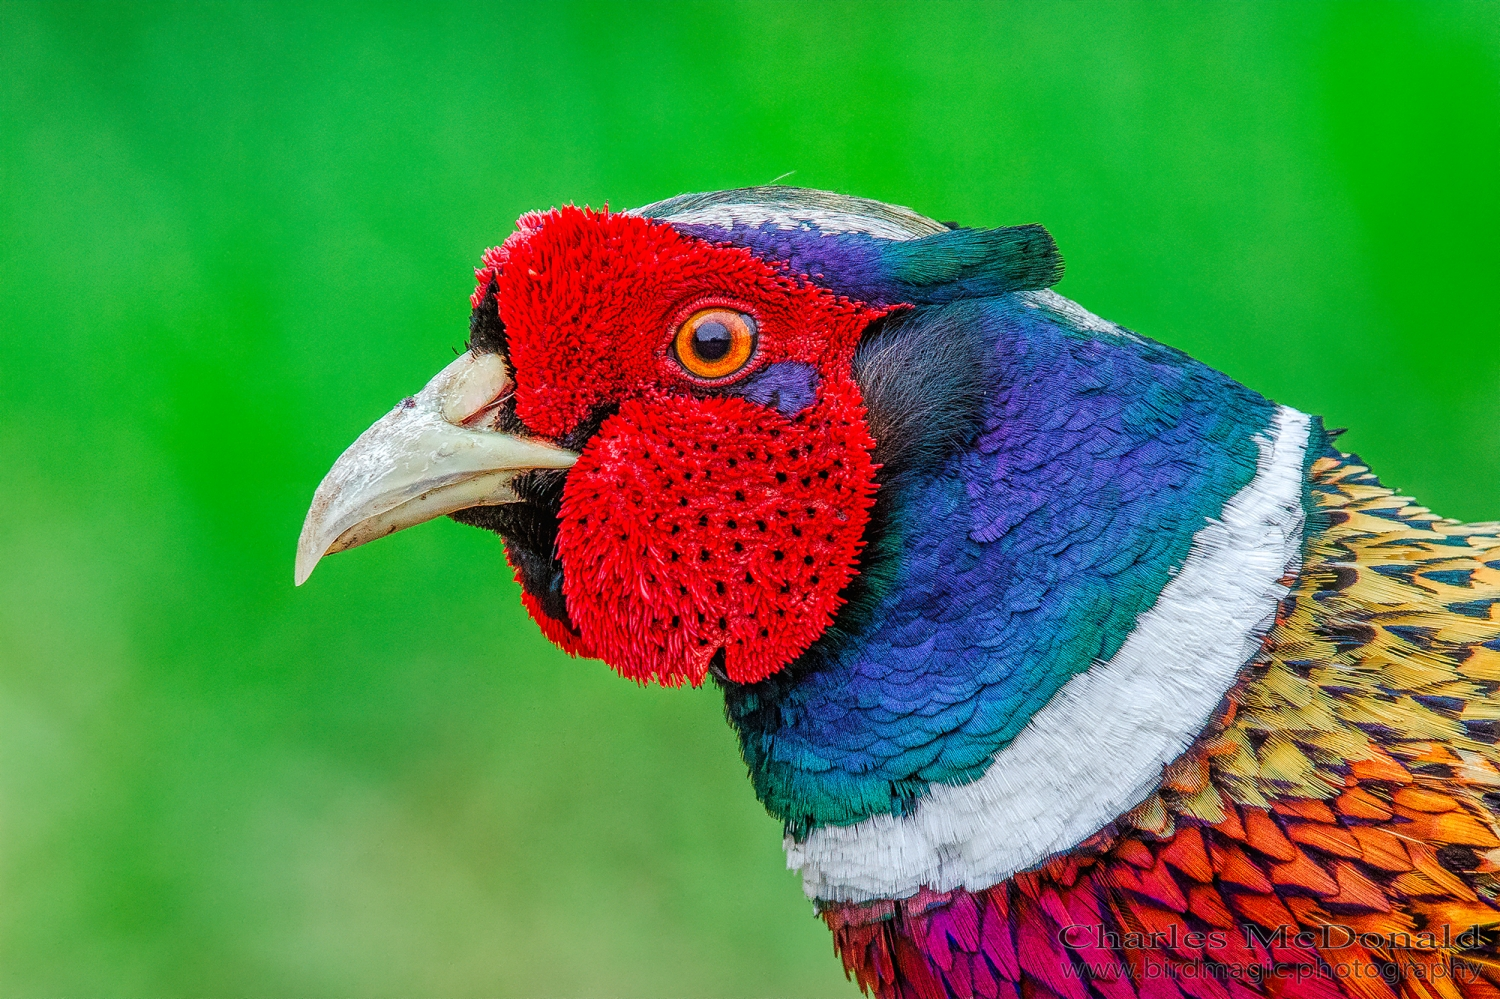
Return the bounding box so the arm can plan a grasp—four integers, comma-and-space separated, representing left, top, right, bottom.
664, 215, 1064, 307
882, 224, 1063, 302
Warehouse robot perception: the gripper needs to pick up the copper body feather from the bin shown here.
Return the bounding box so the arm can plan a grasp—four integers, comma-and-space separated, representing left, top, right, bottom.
825, 454, 1500, 999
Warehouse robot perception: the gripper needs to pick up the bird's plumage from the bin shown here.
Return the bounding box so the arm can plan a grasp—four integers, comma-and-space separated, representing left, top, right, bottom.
722, 291, 1283, 838
297, 187, 1500, 999
823, 455, 1500, 999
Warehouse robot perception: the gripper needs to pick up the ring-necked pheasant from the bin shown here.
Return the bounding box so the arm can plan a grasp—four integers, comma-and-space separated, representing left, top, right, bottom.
297, 188, 1500, 999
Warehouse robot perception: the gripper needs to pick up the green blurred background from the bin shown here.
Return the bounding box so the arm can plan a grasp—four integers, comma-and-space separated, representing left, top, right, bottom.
2, 2, 1496, 996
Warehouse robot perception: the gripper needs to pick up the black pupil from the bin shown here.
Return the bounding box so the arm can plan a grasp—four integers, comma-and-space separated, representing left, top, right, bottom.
691, 319, 733, 361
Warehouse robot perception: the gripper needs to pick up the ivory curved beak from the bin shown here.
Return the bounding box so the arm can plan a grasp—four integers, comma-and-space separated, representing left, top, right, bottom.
294, 352, 577, 585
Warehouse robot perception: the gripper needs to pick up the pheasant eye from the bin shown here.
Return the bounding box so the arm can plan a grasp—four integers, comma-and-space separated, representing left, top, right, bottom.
674, 308, 756, 380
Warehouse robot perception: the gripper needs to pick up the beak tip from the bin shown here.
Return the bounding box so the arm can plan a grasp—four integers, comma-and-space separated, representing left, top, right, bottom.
291, 350, 580, 592
294, 519, 325, 586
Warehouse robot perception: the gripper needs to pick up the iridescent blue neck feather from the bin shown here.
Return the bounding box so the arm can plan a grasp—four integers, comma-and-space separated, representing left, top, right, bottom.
717, 289, 1281, 837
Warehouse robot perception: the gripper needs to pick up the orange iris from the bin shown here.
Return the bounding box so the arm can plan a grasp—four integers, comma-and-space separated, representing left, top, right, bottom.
673, 308, 756, 380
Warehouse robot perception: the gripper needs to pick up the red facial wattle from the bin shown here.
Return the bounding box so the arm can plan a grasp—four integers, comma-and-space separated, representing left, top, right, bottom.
478, 207, 887, 686
556, 384, 877, 686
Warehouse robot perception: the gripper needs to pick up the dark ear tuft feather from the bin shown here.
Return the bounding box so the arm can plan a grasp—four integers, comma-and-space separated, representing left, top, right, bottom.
883, 224, 1063, 302
655, 189, 1063, 306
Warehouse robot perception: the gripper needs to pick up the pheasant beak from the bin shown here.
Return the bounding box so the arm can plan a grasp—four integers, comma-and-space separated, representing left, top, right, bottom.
294, 351, 578, 585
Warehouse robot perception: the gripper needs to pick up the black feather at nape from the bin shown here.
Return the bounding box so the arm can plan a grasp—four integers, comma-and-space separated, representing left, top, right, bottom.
468, 279, 508, 357
852, 304, 990, 482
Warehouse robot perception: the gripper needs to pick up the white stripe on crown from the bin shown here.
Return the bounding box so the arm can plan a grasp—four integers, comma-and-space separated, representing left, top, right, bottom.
631, 186, 948, 241
787, 404, 1312, 903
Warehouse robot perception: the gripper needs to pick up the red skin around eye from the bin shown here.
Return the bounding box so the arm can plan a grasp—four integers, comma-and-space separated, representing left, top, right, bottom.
476, 206, 887, 686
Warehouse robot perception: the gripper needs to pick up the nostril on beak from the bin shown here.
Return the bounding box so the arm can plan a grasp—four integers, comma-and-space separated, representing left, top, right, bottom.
435, 352, 513, 425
